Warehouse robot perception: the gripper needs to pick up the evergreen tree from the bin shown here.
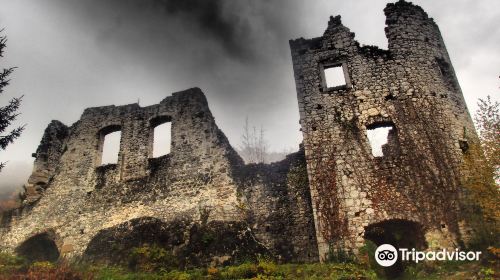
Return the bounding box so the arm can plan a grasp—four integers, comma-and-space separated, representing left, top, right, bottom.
0, 30, 24, 172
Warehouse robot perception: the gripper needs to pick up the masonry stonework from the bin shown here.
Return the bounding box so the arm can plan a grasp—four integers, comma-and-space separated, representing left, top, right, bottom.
0, 0, 477, 266
0, 88, 317, 266
290, 0, 476, 259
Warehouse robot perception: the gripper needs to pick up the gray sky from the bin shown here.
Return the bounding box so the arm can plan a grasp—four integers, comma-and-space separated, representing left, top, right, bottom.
0, 0, 499, 195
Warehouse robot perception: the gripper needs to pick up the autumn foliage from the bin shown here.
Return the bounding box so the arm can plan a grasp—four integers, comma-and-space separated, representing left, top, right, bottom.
461, 96, 500, 249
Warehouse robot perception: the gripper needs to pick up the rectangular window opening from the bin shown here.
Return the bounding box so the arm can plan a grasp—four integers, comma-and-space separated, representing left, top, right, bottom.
153, 122, 171, 157
324, 65, 346, 88
101, 131, 121, 165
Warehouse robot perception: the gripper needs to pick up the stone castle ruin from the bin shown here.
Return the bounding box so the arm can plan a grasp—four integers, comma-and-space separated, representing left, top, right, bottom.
290, 0, 476, 260
0, 1, 477, 267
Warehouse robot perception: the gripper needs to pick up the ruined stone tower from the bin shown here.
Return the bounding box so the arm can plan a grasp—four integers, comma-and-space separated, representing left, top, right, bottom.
290, 0, 476, 259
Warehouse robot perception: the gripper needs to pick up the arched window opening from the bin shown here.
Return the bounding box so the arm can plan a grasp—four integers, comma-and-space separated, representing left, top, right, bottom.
16, 233, 60, 263
366, 122, 399, 158
150, 116, 172, 158
153, 122, 171, 157
99, 125, 121, 165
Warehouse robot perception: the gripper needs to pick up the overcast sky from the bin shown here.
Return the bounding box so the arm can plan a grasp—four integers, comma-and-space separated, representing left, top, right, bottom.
0, 0, 499, 195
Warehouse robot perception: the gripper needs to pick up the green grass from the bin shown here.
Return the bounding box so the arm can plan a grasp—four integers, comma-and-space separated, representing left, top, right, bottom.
85, 260, 497, 280
84, 261, 377, 280
0, 253, 497, 280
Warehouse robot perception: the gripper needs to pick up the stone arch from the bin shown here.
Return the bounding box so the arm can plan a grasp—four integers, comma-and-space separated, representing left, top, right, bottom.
82, 217, 186, 266
364, 219, 426, 249
98, 124, 122, 138
82, 217, 268, 268
150, 115, 172, 128
15, 231, 60, 263
364, 219, 427, 277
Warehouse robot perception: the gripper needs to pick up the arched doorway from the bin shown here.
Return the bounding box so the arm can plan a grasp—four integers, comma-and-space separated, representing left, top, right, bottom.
364, 219, 426, 278
83, 217, 269, 269
16, 232, 60, 263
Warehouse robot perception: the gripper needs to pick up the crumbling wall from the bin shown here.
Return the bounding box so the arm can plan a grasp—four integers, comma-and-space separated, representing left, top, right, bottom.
290, 0, 477, 259
23, 120, 69, 204
0, 88, 243, 260
235, 148, 319, 263
0, 87, 318, 265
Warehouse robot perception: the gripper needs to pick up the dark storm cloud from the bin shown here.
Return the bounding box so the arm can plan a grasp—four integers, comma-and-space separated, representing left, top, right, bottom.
0, 0, 307, 195
57, 0, 307, 123
62, 0, 300, 64
156, 0, 250, 58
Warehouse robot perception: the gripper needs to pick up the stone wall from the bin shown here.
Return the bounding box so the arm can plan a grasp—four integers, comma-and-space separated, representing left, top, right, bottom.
0, 87, 318, 265
0, 0, 478, 266
289, 0, 477, 259
236, 149, 319, 263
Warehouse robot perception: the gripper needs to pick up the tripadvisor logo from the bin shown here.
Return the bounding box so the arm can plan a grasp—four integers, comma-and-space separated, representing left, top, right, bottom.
374, 244, 482, 267
375, 244, 398, 267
